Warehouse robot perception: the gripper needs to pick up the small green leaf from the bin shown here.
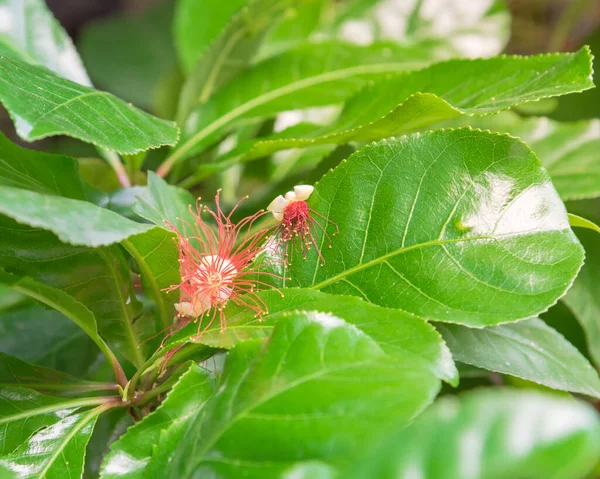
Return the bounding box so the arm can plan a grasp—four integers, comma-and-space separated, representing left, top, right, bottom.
348, 389, 600, 479
133, 171, 196, 227
283, 129, 583, 326
1, 404, 102, 478
214, 48, 595, 170
569, 213, 600, 233
166, 288, 458, 385
167, 312, 440, 477
0, 56, 179, 154
0, 386, 105, 456
78, 1, 177, 109
174, 0, 246, 74
437, 318, 600, 398
0, 351, 111, 396
0, 0, 91, 85
101, 363, 214, 479
0, 186, 153, 247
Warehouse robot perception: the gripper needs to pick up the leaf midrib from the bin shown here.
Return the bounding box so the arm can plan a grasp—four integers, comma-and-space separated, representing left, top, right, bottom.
310, 235, 496, 290
0, 396, 104, 424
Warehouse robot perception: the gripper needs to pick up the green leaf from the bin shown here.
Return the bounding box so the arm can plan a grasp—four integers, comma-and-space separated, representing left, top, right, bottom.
437, 318, 600, 398
0, 218, 146, 367
0, 0, 91, 85
166, 288, 458, 385
166, 311, 440, 477
0, 313, 100, 387
0, 132, 88, 199
133, 172, 196, 227
348, 388, 600, 479
122, 229, 181, 330
0, 271, 101, 347
1, 404, 102, 478
175, 0, 296, 125
0, 186, 154, 247
0, 352, 111, 395
212, 48, 595, 171
569, 213, 600, 233
174, 0, 246, 74
160, 41, 431, 173
283, 129, 583, 326
562, 204, 600, 367
0, 386, 105, 456
0, 56, 179, 154
78, 0, 177, 109
464, 113, 600, 201
101, 363, 214, 478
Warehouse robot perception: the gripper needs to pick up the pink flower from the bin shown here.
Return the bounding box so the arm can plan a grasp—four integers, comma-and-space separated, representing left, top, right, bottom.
267, 185, 338, 266
166, 191, 282, 339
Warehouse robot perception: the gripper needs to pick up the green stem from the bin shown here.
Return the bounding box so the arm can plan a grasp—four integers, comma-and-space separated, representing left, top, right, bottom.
102, 149, 131, 188
135, 374, 180, 407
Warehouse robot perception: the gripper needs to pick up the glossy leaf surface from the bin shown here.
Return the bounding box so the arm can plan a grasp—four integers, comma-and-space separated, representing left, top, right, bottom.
167, 312, 440, 478
1, 406, 101, 478
166, 288, 457, 384
101, 363, 214, 478
280, 129, 583, 326
466, 112, 600, 201
348, 389, 600, 479
0, 386, 103, 456
217, 48, 594, 168
0, 57, 179, 153
0, 0, 91, 85
438, 318, 600, 398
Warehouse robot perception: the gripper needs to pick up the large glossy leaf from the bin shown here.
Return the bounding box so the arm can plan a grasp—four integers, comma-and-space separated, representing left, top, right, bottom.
332, 0, 509, 59
0, 405, 102, 478
166, 288, 458, 385
0, 186, 153, 247
348, 388, 600, 479
159, 41, 431, 173
464, 112, 600, 201
0, 306, 99, 378
166, 311, 440, 478
0, 217, 146, 367
0, 0, 91, 85
0, 352, 111, 396
0, 56, 179, 154
212, 48, 594, 171
0, 386, 105, 456
437, 318, 600, 398
101, 363, 214, 478
280, 129, 583, 326
78, 1, 176, 109
0, 132, 88, 199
